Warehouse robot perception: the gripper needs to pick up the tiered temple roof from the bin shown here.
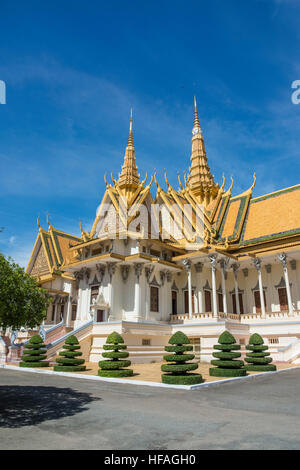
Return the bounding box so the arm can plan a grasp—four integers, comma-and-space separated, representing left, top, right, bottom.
26, 99, 300, 276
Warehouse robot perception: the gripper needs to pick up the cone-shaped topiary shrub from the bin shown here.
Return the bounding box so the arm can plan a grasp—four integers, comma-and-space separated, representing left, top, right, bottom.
161, 331, 203, 385
20, 334, 49, 368
98, 332, 133, 377
209, 331, 246, 377
244, 333, 277, 372
53, 335, 86, 372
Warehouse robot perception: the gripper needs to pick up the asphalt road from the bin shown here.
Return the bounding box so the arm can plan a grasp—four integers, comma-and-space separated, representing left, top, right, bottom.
0, 368, 300, 450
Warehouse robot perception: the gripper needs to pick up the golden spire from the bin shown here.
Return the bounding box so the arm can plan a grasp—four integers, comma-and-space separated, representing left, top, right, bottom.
193, 96, 202, 133
187, 97, 219, 206
118, 109, 140, 190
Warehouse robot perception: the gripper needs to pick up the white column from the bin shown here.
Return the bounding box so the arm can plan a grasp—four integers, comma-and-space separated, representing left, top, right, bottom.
195, 262, 203, 313
278, 253, 293, 315
107, 262, 117, 321
183, 259, 192, 319
66, 285, 73, 327
253, 258, 266, 318
209, 254, 218, 318
220, 259, 228, 314
134, 263, 143, 320
232, 263, 240, 315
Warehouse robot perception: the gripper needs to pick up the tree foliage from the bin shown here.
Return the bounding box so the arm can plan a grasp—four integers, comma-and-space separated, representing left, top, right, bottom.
161, 331, 203, 385
54, 335, 86, 372
244, 333, 277, 372
0, 253, 50, 330
209, 330, 246, 377
98, 331, 133, 377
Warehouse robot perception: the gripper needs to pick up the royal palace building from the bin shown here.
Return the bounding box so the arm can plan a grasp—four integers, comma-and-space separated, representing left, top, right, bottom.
14, 99, 300, 364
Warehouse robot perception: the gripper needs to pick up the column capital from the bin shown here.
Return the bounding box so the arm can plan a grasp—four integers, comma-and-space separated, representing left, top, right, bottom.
183, 258, 192, 272
219, 257, 230, 271
278, 252, 287, 269
231, 262, 240, 280
134, 262, 143, 280
253, 258, 262, 271
145, 266, 154, 284
209, 254, 218, 271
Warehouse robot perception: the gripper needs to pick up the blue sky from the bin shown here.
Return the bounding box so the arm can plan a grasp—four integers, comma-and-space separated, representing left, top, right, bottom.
0, 0, 300, 266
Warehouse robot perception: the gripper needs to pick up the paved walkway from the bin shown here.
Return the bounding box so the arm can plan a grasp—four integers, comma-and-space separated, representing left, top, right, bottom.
1, 368, 300, 450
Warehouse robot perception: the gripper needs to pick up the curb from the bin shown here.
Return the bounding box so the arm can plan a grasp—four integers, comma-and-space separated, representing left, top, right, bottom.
1, 364, 299, 391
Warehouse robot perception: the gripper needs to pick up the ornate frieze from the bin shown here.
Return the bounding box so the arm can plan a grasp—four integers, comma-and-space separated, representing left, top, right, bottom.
195, 262, 203, 273
160, 271, 166, 286
242, 268, 249, 278
265, 264, 272, 274
107, 262, 117, 281
121, 265, 130, 282
96, 264, 106, 284
290, 260, 297, 271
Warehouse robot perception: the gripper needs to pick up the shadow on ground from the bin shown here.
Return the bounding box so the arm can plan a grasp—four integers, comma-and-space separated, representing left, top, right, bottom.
0, 386, 101, 428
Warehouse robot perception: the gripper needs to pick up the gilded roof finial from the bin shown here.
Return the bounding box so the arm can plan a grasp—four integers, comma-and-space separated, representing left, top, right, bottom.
80, 220, 89, 242
104, 172, 109, 187
37, 214, 42, 229
118, 109, 140, 188
164, 169, 171, 191
127, 108, 134, 147
193, 96, 202, 133
111, 172, 118, 186
178, 172, 184, 191
220, 173, 226, 191
46, 213, 53, 230
250, 172, 256, 191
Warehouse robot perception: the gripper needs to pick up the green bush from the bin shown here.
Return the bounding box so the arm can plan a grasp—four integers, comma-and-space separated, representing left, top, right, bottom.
161, 331, 203, 385
53, 335, 86, 372
209, 331, 246, 377
244, 333, 276, 372
19, 334, 49, 368
98, 332, 133, 377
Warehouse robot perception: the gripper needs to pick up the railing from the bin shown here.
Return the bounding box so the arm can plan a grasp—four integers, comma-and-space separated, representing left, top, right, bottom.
46, 320, 94, 359
169, 312, 241, 323
39, 320, 70, 345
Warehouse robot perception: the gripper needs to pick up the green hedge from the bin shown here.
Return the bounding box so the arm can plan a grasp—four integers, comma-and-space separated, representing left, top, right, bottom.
19, 334, 49, 368
20, 361, 49, 368
161, 331, 203, 385
98, 332, 133, 377
244, 364, 277, 372
54, 365, 87, 372
98, 369, 134, 377
210, 368, 247, 377
162, 374, 203, 385
209, 331, 246, 377
163, 353, 195, 362
244, 334, 276, 372
53, 335, 86, 372
99, 360, 131, 370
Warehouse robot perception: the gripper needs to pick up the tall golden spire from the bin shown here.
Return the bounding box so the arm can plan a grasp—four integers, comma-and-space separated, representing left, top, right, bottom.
118, 109, 140, 189
187, 97, 219, 206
